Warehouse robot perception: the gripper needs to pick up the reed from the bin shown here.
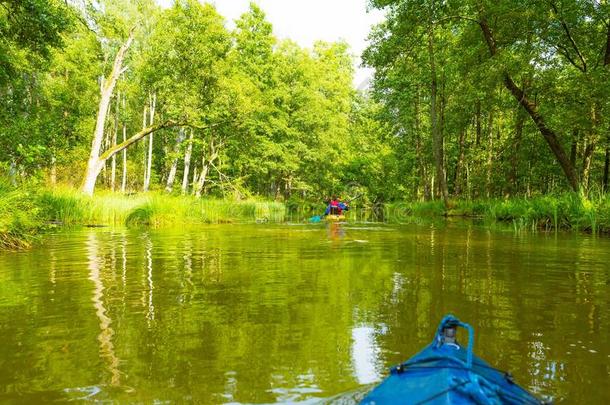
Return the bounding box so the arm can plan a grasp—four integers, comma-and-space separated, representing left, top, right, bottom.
38, 188, 286, 227
1, 184, 286, 249
0, 184, 42, 249
395, 193, 610, 234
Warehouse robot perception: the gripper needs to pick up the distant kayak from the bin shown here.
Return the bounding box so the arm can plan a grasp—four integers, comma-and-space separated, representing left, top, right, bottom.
361, 315, 548, 405
325, 214, 346, 222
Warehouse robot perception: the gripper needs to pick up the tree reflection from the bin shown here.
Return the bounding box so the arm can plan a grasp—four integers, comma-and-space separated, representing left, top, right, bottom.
86, 231, 121, 386
1, 225, 605, 403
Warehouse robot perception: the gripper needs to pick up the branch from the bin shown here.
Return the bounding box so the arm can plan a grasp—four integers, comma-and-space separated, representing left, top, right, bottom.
434, 15, 481, 25
478, 17, 498, 56
97, 120, 181, 163
183, 119, 233, 131
549, 1, 587, 72
96, 119, 228, 164
556, 43, 586, 72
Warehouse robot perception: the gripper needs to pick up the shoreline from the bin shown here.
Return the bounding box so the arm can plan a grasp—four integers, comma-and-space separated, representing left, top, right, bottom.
2, 188, 609, 250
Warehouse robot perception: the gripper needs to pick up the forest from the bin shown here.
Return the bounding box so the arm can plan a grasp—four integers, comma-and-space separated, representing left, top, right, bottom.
364, 0, 610, 200
1, 0, 388, 199
1, 0, 610, 247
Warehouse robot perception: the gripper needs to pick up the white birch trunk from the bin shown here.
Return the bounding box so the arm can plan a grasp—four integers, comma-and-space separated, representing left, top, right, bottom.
141, 105, 148, 190
121, 124, 127, 193
143, 93, 156, 192
194, 158, 209, 198
192, 165, 198, 195
165, 127, 186, 193
194, 140, 218, 198
111, 92, 119, 192
181, 129, 194, 194
50, 155, 57, 186
81, 31, 134, 196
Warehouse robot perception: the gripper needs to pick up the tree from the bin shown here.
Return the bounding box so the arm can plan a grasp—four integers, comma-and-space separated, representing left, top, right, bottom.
365, 0, 610, 197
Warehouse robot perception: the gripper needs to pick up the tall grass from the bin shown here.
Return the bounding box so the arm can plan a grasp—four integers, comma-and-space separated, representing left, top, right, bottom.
391, 193, 610, 234
0, 183, 42, 249
123, 195, 285, 227
38, 188, 286, 228
38, 188, 150, 225
1, 186, 286, 249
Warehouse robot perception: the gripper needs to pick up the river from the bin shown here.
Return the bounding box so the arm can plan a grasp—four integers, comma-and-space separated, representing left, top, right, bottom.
0, 223, 608, 403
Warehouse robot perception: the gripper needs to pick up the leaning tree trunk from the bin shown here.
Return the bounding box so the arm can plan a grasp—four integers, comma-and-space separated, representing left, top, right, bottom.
581, 137, 596, 193
194, 158, 210, 198
82, 121, 180, 196
82, 30, 135, 196
478, 18, 579, 192
181, 129, 194, 194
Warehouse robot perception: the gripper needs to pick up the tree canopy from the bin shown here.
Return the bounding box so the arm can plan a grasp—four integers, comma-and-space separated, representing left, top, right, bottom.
1, 0, 608, 202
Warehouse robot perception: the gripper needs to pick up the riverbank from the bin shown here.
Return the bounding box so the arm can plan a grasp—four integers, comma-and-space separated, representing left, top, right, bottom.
385, 193, 610, 234
3, 186, 609, 250
0, 185, 285, 249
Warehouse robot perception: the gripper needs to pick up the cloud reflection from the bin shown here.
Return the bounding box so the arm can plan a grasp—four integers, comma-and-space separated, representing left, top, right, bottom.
351, 326, 382, 384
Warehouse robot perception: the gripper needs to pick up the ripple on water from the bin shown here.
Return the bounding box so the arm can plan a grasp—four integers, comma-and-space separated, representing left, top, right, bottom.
0, 225, 609, 403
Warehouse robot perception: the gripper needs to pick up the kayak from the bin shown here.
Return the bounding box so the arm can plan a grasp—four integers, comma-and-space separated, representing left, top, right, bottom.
325, 214, 346, 221
361, 315, 547, 405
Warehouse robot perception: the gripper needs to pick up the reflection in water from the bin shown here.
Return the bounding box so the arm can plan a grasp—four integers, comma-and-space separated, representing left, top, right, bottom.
86, 232, 121, 386
0, 224, 609, 403
351, 327, 381, 384
327, 222, 346, 241
121, 232, 127, 288
144, 233, 155, 324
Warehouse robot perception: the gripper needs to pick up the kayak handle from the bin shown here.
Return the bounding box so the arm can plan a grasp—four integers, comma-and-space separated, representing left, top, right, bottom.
434, 314, 474, 369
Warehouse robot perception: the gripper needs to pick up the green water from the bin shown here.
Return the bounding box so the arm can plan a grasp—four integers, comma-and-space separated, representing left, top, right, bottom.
0, 224, 609, 403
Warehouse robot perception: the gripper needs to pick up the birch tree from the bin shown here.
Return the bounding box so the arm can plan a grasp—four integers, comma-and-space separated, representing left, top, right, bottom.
81, 30, 135, 196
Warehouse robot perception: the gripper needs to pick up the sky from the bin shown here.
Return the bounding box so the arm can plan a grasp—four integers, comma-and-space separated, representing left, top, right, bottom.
156, 0, 385, 88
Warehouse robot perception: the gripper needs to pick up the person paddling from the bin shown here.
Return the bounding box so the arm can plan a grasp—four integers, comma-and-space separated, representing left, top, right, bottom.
324, 196, 349, 216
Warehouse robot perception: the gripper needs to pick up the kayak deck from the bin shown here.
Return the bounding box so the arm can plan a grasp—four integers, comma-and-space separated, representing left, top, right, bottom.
361, 315, 546, 405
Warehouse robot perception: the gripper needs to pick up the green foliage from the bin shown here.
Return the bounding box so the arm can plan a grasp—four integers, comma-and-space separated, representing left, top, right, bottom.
1, 182, 288, 249
388, 194, 610, 234
0, 179, 42, 249
365, 0, 610, 199
38, 188, 286, 227
0, 0, 73, 82
1, 0, 609, 221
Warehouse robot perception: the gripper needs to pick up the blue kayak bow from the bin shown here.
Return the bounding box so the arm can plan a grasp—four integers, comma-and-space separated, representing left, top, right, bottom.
361, 314, 549, 405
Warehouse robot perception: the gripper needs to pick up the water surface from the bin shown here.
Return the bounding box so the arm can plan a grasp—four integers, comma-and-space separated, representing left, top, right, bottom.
0, 224, 609, 403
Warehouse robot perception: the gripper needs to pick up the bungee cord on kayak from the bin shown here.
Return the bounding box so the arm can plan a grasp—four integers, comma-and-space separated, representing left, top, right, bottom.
361, 315, 548, 405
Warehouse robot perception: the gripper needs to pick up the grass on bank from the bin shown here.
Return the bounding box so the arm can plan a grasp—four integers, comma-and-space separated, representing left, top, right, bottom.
1, 185, 286, 249
0, 186, 42, 249
384, 193, 610, 233
38, 188, 286, 227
